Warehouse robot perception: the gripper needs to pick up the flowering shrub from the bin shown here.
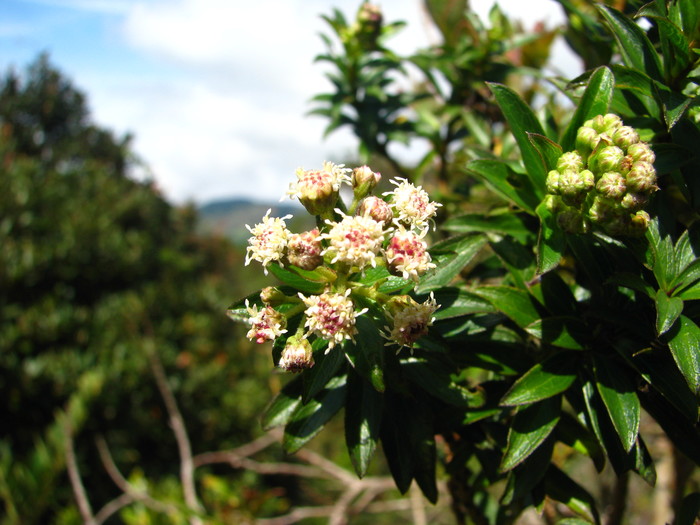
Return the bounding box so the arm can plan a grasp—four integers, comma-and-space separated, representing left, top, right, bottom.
230, 1, 700, 522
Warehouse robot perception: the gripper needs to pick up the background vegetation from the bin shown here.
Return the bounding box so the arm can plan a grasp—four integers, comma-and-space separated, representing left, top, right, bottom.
1, 0, 699, 524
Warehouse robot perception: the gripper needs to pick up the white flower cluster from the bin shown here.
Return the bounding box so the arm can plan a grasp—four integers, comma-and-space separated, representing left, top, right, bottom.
242, 163, 443, 370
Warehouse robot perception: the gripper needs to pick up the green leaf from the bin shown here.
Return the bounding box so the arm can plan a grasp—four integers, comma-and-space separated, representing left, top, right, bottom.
283, 375, 347, 453
545, 466, 601, 524
593, 356, 640, 452
536, 199, 566, 274
646, 218, 676, 291
431, 287, 496, 320
267, 263, 325, 294
639, 8, 692, 82
597, 5, 663, 82
501, 397, 561, 472
441, 212, 534, 244
344, 316, 385, 392
416, 234, 488, 293
261, 377, 303, 430
527, 132, 563, 173
501, 352, 580, 406
488, 82, 548, 195
655, 289, 684, 336
501, 439, 554, 505
473, 285, 541, 329
401, 357, 486, 408
302, 340, 344, 403
560, 66, 615, 151
465, 159, 541, 213
525, 316, 587, 350
556, 412, 606, 472
345, 370, 383, 478
666, 315, 700, 393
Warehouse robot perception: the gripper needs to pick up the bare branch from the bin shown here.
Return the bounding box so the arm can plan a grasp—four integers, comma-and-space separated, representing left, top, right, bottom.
146, 345, 203, 524
63, 419, 96, 525
95, 435, 179, 515
94, 493, 135, 525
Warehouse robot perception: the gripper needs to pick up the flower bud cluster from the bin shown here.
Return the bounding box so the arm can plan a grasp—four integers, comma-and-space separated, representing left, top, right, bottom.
241, 162, 442, 371
546, 114, 657, 236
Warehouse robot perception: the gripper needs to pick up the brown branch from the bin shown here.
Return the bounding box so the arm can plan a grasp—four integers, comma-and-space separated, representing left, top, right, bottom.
146, 345, 203, 524
63, 419, 97, 525
94, 493, 135, 525
95, 435, 179, 515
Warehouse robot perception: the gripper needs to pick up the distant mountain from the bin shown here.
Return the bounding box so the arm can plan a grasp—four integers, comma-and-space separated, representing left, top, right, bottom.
196, 198, 312, 244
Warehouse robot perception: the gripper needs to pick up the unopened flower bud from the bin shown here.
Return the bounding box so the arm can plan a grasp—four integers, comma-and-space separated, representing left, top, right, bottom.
287, 229, 324, 270
576, 126, 600, 158
612, 125, 640, 150
557, 151, 584, 173
590, 145, 624, 174
596, 172, 627, 200
588, 196, 616, 224
620, 192, 648, 211
357, 195, 394, 226
546, 169, 560, 194
601, 113, 623, 134
627, 142, 655, 164
356, 2, 383, 51
628, 210, 651, 235
625, 161, 657, 193
260, 286, 287, 306
559, 169, 594, 205
278, 336, 314, 372
352, 165, 381, 200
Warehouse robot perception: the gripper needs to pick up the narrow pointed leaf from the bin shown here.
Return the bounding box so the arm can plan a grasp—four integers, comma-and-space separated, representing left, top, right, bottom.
283, 375, 347, 453
528, 132, 562, 173
536, 199, 566, 274
545, 466, 601, 524
488, 82, 548, 195
261, 377, 304, 430
597, 5, 663, 82
560, 66, 615, 151
501, 352, 579, 406
465, 159, 541, 213
501, 397, 561, 472
593, 356, 640, 452
345, 371, 383, 478
666, 315, 700, 393
655, 289, 684, 336
416, 234, 488, 293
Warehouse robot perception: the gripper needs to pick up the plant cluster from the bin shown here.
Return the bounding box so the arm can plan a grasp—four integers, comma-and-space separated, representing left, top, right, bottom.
232, 1, 700, 524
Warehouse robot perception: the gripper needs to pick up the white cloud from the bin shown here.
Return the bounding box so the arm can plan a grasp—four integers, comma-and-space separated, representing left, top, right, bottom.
80, 0, 578, 204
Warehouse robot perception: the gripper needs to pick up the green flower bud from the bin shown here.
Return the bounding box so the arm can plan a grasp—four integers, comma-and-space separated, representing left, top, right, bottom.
352, 165, 381, 199
620, 192, 648, 211
576, 126, 600, 158
589, 145, 624, 174
546, 169, 561, 194
596, 172, 627, 200
627, 142, 656, 164
260, 286, 288, 306
559, 169, 594, 206
629, 210, 651, 235
601, 113, 623, 134
543, 194, 562, 212
625, 161, 657, 193
557, 151, 584, 172
588, 196, 616, 224
612, 125, 640, 150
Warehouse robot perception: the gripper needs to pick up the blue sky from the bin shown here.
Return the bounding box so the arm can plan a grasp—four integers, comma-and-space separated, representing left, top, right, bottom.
0, 0, 575, 204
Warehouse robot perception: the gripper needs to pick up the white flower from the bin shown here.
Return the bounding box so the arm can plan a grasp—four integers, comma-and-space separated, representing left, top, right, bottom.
299, 289, 367, 350
286, 161, 351, 215
384, 228, 436, 282
321, 211, 386, 271
245, 300, 287, 344
245, 209, 292, 274
384, 178, 441, 234
384, 293, 439, 351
